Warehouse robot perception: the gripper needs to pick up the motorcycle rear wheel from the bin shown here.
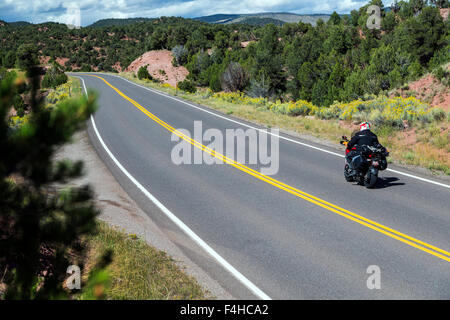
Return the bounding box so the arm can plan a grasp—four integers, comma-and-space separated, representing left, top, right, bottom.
364, 171, 378, 188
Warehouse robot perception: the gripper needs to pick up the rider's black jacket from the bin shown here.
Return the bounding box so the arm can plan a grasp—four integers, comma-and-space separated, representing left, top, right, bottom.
347, 130, 380, 150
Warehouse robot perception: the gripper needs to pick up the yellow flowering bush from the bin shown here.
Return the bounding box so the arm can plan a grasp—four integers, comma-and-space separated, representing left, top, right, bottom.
212, 91, 267, 107
202, 90, 444, 130
9, 115, 28, 128
317, 96, 444, 129
270, 99, 317, 116
46, 82, 73, 107
10, 79, 76, 128
162, 83, 175, 89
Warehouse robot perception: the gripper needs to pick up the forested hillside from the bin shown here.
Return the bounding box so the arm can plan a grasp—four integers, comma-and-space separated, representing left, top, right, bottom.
89, 18, 154, 27
1, 0, 449, 107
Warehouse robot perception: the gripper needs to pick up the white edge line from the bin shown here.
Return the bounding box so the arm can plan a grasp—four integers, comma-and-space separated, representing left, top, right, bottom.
75, 76, 272, 300
101, 73, 450, 190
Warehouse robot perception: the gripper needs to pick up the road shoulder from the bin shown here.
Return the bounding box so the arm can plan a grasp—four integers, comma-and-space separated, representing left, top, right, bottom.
55, 129, 234, 300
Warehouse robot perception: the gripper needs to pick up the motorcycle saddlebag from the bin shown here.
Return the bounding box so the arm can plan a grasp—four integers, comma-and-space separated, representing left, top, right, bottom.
379, 158, 388, 170
351, 154, 365, 170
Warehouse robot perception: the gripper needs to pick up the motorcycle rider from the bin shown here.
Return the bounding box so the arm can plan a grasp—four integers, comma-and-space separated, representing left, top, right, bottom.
346, 122, 382, 174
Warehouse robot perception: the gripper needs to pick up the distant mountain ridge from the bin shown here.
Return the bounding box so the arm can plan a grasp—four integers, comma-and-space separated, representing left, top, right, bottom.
194, 12, 333, 26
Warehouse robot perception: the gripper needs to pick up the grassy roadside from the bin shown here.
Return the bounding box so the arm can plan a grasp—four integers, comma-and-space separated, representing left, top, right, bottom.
118, 71, 450, 176
66, 77, 210, 300
77, 222, 209, 300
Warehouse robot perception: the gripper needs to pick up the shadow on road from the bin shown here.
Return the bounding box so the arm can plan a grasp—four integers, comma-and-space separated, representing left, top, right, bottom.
376, 177, 405, 189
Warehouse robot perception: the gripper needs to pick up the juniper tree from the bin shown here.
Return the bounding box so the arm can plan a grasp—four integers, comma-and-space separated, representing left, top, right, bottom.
137, 65, 151, 80
0, 62, 106, 299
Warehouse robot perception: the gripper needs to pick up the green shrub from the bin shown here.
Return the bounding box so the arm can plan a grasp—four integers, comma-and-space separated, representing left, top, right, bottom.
316, 107, 336, 120
12, 95, 26, 117
137, 65, 152, 80
407, 61, 423, 80
247, 76, 271, 98
433, 67, 446, 82
178, 80, 197, 93
42, 65, 68, 89
209, 72, 222, 92
432, 134, 449, 149
368, 109, 385, 127
430, 107, 446, 122
80, 64, 92, 72
42, 73, 68, 89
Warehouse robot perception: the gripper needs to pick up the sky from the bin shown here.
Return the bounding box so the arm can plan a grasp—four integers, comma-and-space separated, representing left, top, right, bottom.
0, 0, 394, 26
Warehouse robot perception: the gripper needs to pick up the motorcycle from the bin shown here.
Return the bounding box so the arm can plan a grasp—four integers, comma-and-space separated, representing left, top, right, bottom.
340, 136, 389, 188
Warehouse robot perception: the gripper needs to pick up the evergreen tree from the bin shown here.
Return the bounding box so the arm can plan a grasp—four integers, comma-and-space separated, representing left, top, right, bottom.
394, 6, 445, 64
329, 11, 342, 25
0, 64, 109, 299
15, 44, 39, 72
2, 51, 16, 68
252, 24, 286, 95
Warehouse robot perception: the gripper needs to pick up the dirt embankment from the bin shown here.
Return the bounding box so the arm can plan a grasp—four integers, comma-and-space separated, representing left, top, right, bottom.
408, 75, 449, 111
391, 65, 450, 111
125, 50, 189, 87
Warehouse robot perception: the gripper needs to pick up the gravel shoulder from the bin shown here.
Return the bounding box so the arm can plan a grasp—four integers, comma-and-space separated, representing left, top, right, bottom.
55, 129, 234, 300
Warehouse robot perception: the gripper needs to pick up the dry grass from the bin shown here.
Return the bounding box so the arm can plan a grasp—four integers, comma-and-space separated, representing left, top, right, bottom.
389, 125, 450, 175
80, 222, 209, 300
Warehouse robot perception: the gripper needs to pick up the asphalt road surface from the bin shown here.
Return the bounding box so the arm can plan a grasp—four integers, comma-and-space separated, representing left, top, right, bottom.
72, 73, 450, 300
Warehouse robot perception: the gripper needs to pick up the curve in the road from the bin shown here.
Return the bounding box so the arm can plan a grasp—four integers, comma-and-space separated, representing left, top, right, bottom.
112, 73, 450, 190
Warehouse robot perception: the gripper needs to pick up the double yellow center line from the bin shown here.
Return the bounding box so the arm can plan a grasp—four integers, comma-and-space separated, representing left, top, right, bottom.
87, 74, 450, 263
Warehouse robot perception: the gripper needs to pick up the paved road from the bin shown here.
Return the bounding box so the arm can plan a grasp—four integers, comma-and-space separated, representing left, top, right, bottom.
73, 73, 450, 299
